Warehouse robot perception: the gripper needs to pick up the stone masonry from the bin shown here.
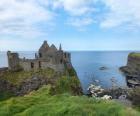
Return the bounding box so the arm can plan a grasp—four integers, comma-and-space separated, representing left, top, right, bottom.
7, 41, 72, 72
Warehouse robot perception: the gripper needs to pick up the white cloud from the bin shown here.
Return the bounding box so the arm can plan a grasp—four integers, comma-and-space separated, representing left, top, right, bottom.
0, 0, 140, 37
52, 0, 97, 28
0, 0, 54, 37
52, 0, 140, 29
100, 0, 140, 28
52, 0, 96, 16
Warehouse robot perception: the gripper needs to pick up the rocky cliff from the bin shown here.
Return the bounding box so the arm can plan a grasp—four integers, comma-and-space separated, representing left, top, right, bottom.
120, 52, 140, 87
0, 67, 82, 96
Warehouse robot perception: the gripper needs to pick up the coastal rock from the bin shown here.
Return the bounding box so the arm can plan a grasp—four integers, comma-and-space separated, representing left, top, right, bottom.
99, 66, 108, 70
120, 52, 140, 87
87, 84, 128, 99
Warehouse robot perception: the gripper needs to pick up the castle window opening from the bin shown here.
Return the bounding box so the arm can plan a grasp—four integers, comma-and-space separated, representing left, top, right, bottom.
39, 61, 41, 68
31, 62, 34, 69
60, 59, 63, 64
39, 53, 42, 58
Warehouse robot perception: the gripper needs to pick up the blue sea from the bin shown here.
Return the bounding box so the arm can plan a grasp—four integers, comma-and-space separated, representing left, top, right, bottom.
0, 51, 132, 93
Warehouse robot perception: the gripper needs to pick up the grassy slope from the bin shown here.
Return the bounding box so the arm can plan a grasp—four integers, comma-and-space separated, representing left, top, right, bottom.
0, 85, 139, 116
0, 68, 139, 116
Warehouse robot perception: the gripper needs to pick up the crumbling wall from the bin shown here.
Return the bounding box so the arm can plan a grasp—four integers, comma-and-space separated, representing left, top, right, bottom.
7, 51, 21, 71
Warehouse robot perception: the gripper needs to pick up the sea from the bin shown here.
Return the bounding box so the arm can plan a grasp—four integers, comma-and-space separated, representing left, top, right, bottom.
0, 51, 134, 93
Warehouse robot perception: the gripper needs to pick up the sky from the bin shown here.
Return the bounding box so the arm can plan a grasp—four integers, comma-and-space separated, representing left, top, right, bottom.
0, 0, 140, 51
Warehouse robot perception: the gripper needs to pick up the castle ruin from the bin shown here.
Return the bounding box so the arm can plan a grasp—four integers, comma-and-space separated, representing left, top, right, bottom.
7, 41, 72, 72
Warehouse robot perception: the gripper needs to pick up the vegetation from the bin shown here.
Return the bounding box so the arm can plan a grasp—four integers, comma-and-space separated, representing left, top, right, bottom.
0, 91, 14, 101
0, 68, 139, 115
67, 68, 77, 76
51, 76, 82, 95
0, 85, 139, 116
0, 68, 56, 85
129, 52, 140, 57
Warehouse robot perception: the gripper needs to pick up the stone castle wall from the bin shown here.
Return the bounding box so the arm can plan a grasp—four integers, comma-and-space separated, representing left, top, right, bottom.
7, 41, 72, 72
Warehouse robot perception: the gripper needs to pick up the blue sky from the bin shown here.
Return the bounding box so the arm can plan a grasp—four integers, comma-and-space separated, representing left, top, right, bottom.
0, 0, 140, 51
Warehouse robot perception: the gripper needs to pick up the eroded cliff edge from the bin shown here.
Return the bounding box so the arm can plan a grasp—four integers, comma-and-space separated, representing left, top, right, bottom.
0, 67, 82, 97
120, 52, 140, 87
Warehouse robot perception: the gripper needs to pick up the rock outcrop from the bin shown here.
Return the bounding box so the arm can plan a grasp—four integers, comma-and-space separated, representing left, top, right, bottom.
0, 68, 82, 96
0, 75, 51, 96
120, 52, 140, 87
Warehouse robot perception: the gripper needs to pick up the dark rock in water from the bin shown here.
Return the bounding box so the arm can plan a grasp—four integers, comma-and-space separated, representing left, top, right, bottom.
120, 52, 140, 87
99, 66, 108, 70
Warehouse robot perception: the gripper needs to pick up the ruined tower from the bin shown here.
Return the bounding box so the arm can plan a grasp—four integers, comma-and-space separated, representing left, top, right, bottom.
7, 51, 21, 71
38, 41, 49, 58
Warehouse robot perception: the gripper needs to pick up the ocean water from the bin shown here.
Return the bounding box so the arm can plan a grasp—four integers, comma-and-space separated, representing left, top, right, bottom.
0, 51, 131, 93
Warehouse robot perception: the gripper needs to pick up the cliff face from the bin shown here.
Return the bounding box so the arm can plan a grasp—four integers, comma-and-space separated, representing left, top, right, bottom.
0, 67, 82, 96
120, 52, 140, 87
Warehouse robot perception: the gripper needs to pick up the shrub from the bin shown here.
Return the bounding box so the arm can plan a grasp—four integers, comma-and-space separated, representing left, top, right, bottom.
50, 76, 82, 95
67, 68, 77, 76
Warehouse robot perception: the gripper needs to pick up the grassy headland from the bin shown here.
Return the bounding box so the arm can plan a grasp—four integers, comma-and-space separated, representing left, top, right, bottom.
0, 68, 139, 115
0, 85, 139, 116
129, 52, 140, 57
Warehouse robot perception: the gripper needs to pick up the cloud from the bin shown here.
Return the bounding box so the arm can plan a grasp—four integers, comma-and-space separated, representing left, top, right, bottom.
100, 0, 140, 29
52, 0, 96, 16
0, 0, 54, 37
52, 0, 97, 28
0, 0, 140, 37
52, 0, 140, 30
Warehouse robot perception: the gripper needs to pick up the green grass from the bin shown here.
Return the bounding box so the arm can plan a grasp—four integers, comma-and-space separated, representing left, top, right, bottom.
0, 85, 139, 116
129, 52, 140, 57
